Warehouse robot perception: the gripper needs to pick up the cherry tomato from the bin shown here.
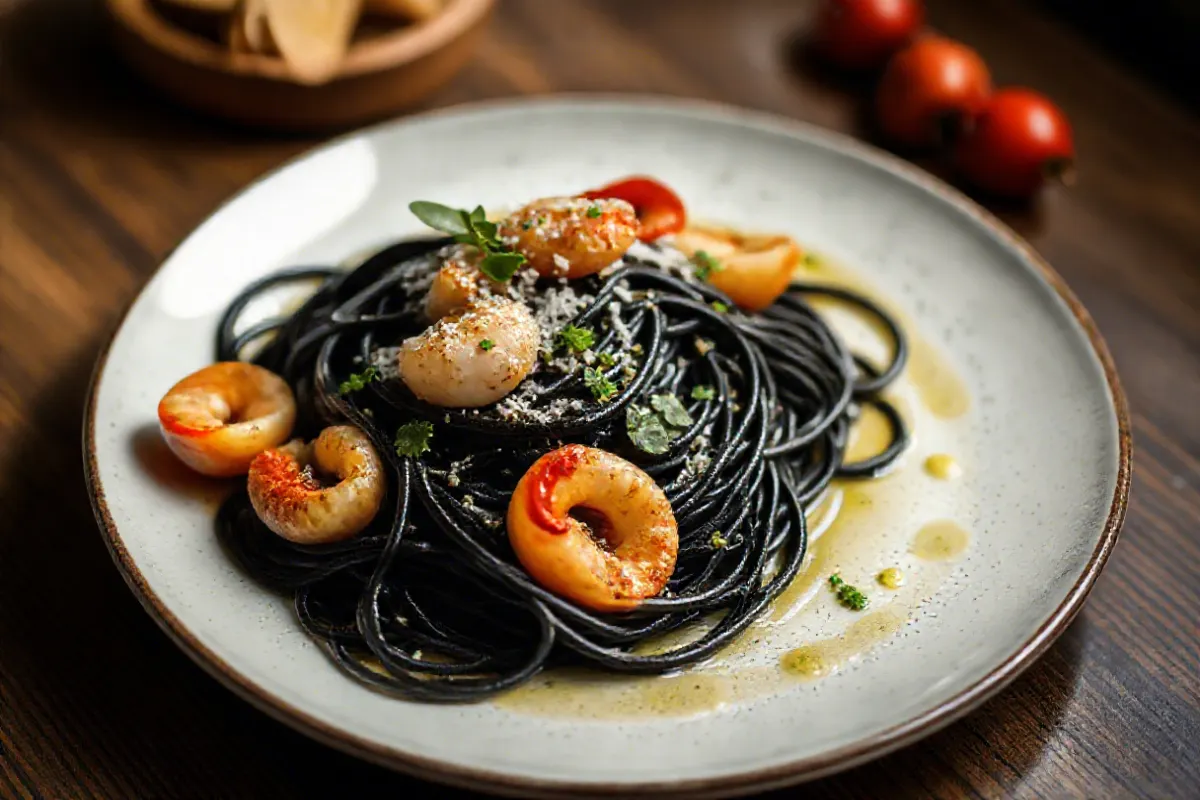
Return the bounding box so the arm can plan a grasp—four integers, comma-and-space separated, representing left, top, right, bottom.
875, 36, 991, 148
955, 88, 1075, 198
811, 0, 924, 71
582, 176, 686, 242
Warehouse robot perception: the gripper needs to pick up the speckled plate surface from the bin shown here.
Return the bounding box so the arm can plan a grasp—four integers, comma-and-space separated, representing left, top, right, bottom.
84, 98, 1129, 798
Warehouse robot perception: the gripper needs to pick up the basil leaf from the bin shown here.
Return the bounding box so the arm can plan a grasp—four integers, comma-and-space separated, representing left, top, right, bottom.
469, 205, 488, 222
650, 394, 693, 428
479, 252, 525, 282
409, 201, 470, 236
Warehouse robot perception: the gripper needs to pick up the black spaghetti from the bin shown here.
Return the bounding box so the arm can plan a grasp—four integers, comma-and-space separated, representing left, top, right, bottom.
213, 235, 908, 701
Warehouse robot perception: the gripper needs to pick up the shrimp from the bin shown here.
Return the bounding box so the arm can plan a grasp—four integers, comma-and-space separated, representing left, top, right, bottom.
157, 362, 296, 477
506, 444, 679, 612
424, 245, 505, 320
499, 196, 638, 279
398, 297, 539, 408
674, 225, 803, 312
247, 425, 385, 544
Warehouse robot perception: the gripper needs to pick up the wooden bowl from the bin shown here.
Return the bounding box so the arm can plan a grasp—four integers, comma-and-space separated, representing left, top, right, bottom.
106, 0, 494, 130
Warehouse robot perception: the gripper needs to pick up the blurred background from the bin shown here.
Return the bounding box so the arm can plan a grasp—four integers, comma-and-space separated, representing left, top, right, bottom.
0, 1, 1197, 798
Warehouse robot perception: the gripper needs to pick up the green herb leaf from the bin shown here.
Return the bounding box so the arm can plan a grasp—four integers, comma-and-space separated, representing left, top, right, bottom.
626, 405, 673, 454
711, 300, 730, 313
479, 339, 495, 351
479, 252, 525, 282
691, 250, 723, 281
829, 573, 868, 611
586, 205, 602, 218
394, 421, 434, 458
556, 325, 595, 354
409, 201, 470, 236
338, 366, 379, 395
691, 385, 715, 401
584, 367, 618, 402
597, 352, 616, 368
411, 200, 526, 282
521, 220, 533, 231
710, 531, 729, 549
650, 394, 693, 427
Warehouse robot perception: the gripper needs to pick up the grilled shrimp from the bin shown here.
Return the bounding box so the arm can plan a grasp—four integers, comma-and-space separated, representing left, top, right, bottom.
507, 445, 679, 612
674, 225, 803, 312
157, 362, 296, 477
499, 196, 638, 279
424, 245, 504, 320
398, 297, 539, 407
247, 425, 385, 544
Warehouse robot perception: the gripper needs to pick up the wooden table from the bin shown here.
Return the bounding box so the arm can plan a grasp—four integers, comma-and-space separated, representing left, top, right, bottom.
1, 0, 1197, 796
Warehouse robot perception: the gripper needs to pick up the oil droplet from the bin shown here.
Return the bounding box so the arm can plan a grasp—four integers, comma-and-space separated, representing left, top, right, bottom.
780, 611, 905, 680
908, 339, 970, 419
877, 567, 905, 589
911, 520, 970, 561
799, 254, 970, 420
924, 453, 962, 480
771, 484, 876, 622
846, 404, 894, 463
496, 670, 728, 719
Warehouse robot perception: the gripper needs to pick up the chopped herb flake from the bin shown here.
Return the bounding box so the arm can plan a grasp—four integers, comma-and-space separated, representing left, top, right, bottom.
650, 394, 693, 427
691, 385, 716, 401
829, 573, 868, 611
711, 300, 730, 313
626, 405, 674, 454
803, 251, 822, 268
556, 324, 595, 354
711, 531, 729, 549
521, 220, 533, 230
584, 367, 618, 402
597, 352, 616, 368
586, 205, 602, 218
479, 339, 495, 351
394, 421, 434, 458
338, 366, 379, 395
627, 394, 692, 454
692, 250, 723, 281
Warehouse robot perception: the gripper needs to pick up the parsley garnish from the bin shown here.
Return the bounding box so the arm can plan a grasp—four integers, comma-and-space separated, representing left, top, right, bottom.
597, 352, 616, 368
586, 205, 602, 218
556, 324, 595, 354
691, 385, 715, 401
521, 220, 533, 231
338, 366, 379, 395
479, 339, 495, 351
583, 367, 618, 402
829, 573, 868, 611
711, 300, 729, 313
408, 201, 526, 282
394, 421, 434, 458
710, 531, 729, 549
626, 393, 694, 454
691, 250, 723, 281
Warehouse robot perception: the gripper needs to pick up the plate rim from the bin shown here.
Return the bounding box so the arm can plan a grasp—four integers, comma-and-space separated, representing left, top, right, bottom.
82, 95, 1132, 798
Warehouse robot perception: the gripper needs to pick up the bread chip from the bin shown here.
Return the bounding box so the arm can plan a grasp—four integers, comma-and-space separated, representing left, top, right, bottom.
260, 0, 362, 85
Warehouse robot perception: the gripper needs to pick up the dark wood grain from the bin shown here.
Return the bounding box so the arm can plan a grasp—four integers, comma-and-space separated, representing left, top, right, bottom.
1, 0, 1197, 797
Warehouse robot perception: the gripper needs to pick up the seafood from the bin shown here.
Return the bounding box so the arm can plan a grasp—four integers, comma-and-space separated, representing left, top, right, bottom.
398, 297, 539, 407
674, 225, 802, 312
499, 197, 638, 279
506, 444, 679, 612
247, 424, 385, 544
157, 362, 296, 477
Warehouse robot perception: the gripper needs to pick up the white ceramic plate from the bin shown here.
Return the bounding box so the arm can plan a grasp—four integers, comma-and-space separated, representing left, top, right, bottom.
85, 98, 1129, 797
